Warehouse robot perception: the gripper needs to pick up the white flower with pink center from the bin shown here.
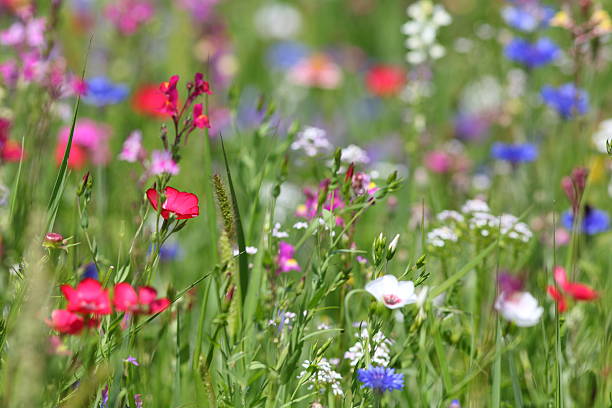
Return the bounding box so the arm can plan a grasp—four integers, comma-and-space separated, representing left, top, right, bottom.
494, 291, 543, 327
365, 275, 418, 309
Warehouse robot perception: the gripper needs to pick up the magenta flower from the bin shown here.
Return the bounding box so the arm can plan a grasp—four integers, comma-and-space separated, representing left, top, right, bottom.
104, 0, 154, 35
149, 150, 179, 175
276, 242, 301, 274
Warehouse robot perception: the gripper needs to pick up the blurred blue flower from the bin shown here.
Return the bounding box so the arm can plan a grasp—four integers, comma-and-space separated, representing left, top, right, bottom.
83, 76, 129, 107
82, 262, 98, 280
541, 83, 589, 119
266, 41, 309, 70
491, 142, 538, 163
159, 242, 182, 261
562, 207, 609, 235
505, 37, 558, 68
357, 366, 404, 392
455, 113, 490, 141
449, 400, 462, 408
502, 2, 555, 32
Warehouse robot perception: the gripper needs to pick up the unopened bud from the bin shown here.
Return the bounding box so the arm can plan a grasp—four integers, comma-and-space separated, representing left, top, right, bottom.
43, 232, 65, 249
387, 234, 400, 260
372, 232, 387, 266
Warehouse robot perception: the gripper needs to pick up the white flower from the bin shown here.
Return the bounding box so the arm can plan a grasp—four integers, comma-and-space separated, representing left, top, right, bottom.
291, 126, 332, 157
437, 210, 464, 223
344, 329, 392, 366
427, 226, 458, 248
461, 198, 490, 214
402, 0, 451, 65
272, 223, 289, 238
254, 2, 302, 39
388, 234, 400, 253
494, 291, 543, 327
592, 119, 612, 153
341, 144, 370, 164
293, 221, 309, 230
365, 275, 418, 309
297, 358, 344, 396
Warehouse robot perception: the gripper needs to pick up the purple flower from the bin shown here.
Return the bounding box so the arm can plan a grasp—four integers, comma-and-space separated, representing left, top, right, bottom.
505, 37, 558, 68
276, 241, 301, 274
562, 206, 609, 235
502, 2, 555, 32
134, 394, 143, 408
541, 83, 589, 119
454, 113, 490, 141
357, 366, 404, 392
266, 41, 309, 70
100, 385, 109, 408
449, 400, 461, 408
491, 142, 538, 163
124, 356, 140, 366
498, 272, 523, 295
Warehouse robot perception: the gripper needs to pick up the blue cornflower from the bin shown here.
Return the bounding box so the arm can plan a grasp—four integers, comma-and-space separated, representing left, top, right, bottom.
541, 83, 589, 119
266, 41, 309, 70
83, 76, 129, 107
504, 37, 558, 68
562, 207, 609, 235
502, 2, 555, 32
357, 366, 404, 392
82, 262, 98, 280
491, 142, 538, 164
159, 242, 182, 261
99, 385, 109, 408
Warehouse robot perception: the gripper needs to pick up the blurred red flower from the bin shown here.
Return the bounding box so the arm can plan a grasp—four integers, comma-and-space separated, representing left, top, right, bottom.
365, 65, 406, 97
114, 282, 171, 314
146, 186, 200, 219
60, 278, 112, 315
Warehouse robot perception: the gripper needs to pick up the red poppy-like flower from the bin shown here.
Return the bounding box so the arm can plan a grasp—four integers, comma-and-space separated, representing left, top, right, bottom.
60, 278, 112, 315
192, 103, 210, 129
132, 84, 173, 118
365, 65, 406, 97
547, 266, 598, 312
54, 142, 87, 169
146, 186, 199, 220
0, 118, 25, 162
113, 282, 171, 314
47, 309, 85, 335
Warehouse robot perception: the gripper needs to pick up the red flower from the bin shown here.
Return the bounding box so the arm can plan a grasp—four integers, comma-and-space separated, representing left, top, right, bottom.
113, 282, 171, 315
1, 139, 24, 161
146, 186, 199, 220
60, 278, 112, 315
54, 142, 87, 169
365, 65, 406, 97
47, 309, 85, 334
159, 75, 180, 116
192, 103, 210, 129
132, 84, 173, 118
193, 73, 212, 97
547, 266, 598, 312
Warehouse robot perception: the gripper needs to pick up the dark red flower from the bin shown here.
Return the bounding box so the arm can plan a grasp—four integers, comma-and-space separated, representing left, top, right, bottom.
547, 266, 598, 313
365, 65, 406, 97
60, 278, 112, 315
132, 84, 173, 118
113, 282, 170, 315
192, 103, 210, 129
47, 309, 85, 334
146, 186, 199, 220
159, 75, 180, 116
192, 72, 212, 97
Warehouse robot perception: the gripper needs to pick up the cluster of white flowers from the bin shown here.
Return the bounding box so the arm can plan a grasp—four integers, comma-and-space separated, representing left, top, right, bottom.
401, 0, 452, 65
344, 328, 392, 367
298, 358, 344, 396
429, 199, 533, 248
272, 223, 289, 238
291, 126, 333, 157
254, 2, 302, 39
340, 144, 370, 164
427, 226, 459, 248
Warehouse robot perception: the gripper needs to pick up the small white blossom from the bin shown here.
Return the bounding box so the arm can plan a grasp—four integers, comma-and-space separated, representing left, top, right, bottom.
495, 291, 543, 327
427, 226, 459, 248
340, 144, 370, 164
344, 328, 392, 367
291, 126, 333, 157
293, 221, 309, 230
298, 358, 344, 396
272, 223, 289, 238
365, 275, 418, 309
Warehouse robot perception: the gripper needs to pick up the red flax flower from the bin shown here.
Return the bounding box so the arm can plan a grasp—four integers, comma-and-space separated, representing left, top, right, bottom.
146, 186, 199, 219
547, 266, 598, 313
47, 309, 85, 335
60, 278, 112, 315
192, 103, 210, 129
113, 282, 170, 314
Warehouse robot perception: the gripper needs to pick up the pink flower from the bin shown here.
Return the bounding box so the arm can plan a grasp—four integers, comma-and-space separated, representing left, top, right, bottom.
0, 22, 25, 46
113, 282, 170, 315
276, 241, 300, 274
192, 72, 212, 97
424, 151, 453, 174
149, 150, 180, 175
288, 54, 343, 89
119, 130, 146, 163
104, 0, 154, 35
56, 119, 111, 168
47, 309, 85, 335
146, 186, 200, 220
60, 278, 112, 316
192, 103, 210, 129
159, 75, 180, 116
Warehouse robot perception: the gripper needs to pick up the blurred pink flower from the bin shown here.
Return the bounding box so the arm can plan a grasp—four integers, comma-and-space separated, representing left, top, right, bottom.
104, 0, 154, 35
288, 54, 343, 89
119, 130, 146, 163
276, 241, 300, 274
56, 119, 111, 168
424, 151, 453, 173
149, 150, 179, 175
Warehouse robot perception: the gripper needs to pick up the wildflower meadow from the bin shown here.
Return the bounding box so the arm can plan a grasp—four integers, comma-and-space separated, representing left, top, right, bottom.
1, 0, 611, 407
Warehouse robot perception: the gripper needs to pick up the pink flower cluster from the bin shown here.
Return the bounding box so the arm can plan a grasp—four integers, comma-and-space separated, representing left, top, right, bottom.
55, 119, 111, 170
104, 0, 154, 35
276, 242, 300, 274
296, 179, 345, 225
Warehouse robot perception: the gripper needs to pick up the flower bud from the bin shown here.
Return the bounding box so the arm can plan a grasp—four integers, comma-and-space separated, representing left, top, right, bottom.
372, 232, 387, 266
386, 234, 400, 260
43, 232, 64, 249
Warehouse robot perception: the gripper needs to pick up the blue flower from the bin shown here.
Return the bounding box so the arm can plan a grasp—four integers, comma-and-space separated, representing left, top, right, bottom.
491, 142, 538, 163
83, 76, 129, 107
502, 2, 555, 32
505, 37, 558, 68
266, 41, 309, 70
159, 242, 182, 261
82, 262, 98, 280
357, 366, 404, 392
562, 207, 609, 235
541, 83, 589, 119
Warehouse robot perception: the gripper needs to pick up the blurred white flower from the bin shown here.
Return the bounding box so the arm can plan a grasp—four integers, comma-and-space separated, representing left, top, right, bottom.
344, 328, 392, 366
592, 119, 612, 153
341, 144, 369, 164
402, 0, 451, 65
291, 126, 332, 157
495, 291, 543, 327
365, 275, 418, 309
254, 2, 302, 39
